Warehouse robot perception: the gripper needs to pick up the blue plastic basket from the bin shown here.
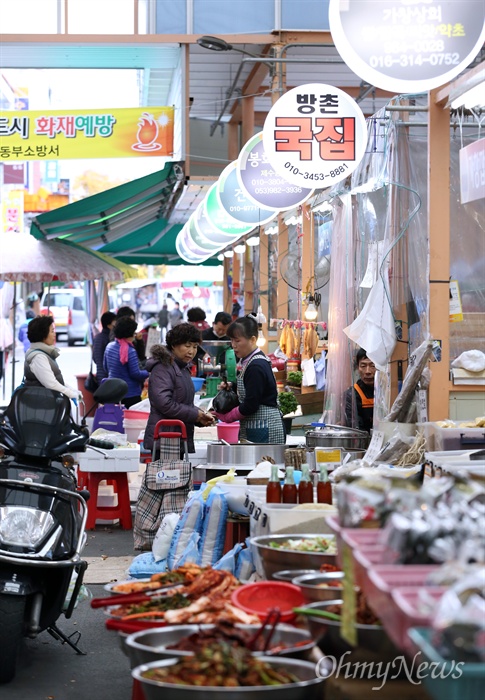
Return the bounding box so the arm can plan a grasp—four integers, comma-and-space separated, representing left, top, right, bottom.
191, 377, 205, 392
407, 627, 485, 700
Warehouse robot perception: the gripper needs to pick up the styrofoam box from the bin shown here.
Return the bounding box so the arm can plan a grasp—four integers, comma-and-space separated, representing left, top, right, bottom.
74, 446, 140, 472
424, 421, 485, 451
123, 418, 148, 444
248, 496, 338, 538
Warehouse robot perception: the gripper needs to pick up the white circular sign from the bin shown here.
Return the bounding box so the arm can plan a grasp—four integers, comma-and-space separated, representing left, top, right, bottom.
262, 83, 368, 189
329, 0, 485, 94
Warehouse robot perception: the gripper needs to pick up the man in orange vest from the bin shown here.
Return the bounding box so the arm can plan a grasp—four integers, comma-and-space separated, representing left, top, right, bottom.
344, 348, 376, 433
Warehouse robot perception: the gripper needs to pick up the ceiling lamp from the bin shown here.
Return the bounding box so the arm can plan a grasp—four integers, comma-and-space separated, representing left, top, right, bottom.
192, 282, 202, 298
224, 250, 234, 258
234, 243, 246, 254
246, 235, 260, 246
197, 35, 260, 58
217, 253, 224, 261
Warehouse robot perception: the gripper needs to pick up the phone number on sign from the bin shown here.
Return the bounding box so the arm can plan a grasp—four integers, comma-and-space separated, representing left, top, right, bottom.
370, 53, 459, 68
254, 186, 303, 194
285, 162, 348, 180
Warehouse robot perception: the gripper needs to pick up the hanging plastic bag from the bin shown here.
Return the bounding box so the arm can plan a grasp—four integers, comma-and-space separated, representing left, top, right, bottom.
301, 357, 316, 387
212, 387, 239, 413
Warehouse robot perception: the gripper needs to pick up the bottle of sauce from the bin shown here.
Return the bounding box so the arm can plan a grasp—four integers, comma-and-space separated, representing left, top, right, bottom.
317, 464, 333, 504
266, 464, 282, 503
282, 466, 298, 504
298, 464, 314, 504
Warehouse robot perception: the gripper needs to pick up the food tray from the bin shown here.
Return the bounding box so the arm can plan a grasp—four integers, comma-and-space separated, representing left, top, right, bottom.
424, 421, 485, 451
390, 587, 445, 654
407, 627, 485, 700
362, 565, 441, 618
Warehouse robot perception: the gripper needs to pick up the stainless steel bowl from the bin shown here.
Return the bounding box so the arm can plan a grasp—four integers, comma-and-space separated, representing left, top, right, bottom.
292, 573, 345, 603
125, 623, 315, 668
273, 569, 319, 582
298, 600, 396, 660
250, 534, 337, 580
132, 656, 325, 700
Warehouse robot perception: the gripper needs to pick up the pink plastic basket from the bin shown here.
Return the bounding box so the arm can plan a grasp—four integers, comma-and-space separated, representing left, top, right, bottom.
363, 565, 441, 619
390, 587, 445, 654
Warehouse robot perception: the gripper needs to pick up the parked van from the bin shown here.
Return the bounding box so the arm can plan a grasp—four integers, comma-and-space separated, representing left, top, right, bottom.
40, 289, 89, 346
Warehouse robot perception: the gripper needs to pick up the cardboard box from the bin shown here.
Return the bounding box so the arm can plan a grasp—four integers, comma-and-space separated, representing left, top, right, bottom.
74, 446, 140, 473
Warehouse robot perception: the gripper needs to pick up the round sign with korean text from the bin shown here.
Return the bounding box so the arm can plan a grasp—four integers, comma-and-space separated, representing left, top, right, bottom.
188, 214, 223, 251
204, 183, 255, 237
217, 161, 278, 225
262, 84, 368, 189
329, 0, 485, 94
237, 132, 314, 210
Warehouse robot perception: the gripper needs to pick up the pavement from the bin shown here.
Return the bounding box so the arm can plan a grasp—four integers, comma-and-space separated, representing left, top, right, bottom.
3, 525, 139, 700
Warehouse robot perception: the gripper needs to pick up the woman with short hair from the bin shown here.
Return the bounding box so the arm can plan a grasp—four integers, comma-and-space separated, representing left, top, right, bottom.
144, 323, 214, 455
24, 315, 81, 400
103, 316, 149, 408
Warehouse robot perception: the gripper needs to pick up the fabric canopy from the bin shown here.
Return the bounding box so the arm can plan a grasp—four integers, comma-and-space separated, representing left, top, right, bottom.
0, 233, 128, 283
30, 162, 219, 266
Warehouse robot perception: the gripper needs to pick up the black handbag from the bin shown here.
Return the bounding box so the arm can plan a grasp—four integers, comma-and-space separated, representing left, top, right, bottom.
84, 359, 99, 394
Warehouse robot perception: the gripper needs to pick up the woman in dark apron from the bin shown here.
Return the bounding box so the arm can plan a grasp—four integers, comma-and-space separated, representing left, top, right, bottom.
213, 316, 285, 444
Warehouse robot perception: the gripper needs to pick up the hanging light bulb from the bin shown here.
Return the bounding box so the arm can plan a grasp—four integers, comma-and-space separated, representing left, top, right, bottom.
223, 250, 234, 258
246, 235, 260, 246
256, 326, 266, 347
305, 294, 318, 321
192, 282, 201, 298
217, 253, 224, 261
234, 243, 246, 254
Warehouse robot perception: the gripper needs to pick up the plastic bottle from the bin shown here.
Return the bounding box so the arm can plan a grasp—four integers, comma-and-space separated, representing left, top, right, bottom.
317, 464, 333, 504
266, 464, 282, 503
298, 464, 314, 504
282, 466, 298, 504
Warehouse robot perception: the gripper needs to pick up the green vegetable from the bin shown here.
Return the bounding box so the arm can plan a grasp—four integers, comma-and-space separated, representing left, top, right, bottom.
278, 391, 298, 416
287, 371, 303, 386
293, 607, 342, 621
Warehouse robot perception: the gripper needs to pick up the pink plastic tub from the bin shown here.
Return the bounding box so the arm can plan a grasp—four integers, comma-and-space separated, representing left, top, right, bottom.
363, 564, 441, 618
390, 586, 445, 654
216, 422, 240, 443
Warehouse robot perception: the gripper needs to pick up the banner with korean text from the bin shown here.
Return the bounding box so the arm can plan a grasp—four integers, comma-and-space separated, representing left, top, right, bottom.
0, 107, 174, 161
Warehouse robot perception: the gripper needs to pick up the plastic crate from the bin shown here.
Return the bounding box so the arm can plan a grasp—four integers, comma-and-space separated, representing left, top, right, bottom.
424, 421, 485, 451
407, 627, 485, 700
363, 565, 440, 615
390, 587, 445, 654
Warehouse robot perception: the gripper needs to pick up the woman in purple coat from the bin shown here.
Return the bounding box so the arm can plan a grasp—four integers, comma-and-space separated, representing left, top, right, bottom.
144, 323, 214, 455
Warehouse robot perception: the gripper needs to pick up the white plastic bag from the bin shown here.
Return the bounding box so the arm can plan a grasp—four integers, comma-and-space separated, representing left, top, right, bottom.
301, 357, 316, 387
152, 513, 180, 563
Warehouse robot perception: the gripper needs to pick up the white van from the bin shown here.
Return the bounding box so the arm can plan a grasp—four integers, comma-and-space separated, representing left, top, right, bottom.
40, 289, 89, 346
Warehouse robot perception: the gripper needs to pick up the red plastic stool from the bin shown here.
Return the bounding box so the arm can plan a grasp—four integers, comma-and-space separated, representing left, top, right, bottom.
132, 679, 146, 700
82, 472, 132, 530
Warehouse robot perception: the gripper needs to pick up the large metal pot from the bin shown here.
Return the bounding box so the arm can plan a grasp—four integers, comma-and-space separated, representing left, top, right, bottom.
206, 442, 286, 467
305, 424, 370, 451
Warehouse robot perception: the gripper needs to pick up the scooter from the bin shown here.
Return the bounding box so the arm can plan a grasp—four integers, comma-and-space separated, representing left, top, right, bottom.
0, 378, 128, 683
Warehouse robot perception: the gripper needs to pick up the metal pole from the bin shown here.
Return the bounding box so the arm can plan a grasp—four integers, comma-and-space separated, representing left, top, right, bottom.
11, 283, 17, 392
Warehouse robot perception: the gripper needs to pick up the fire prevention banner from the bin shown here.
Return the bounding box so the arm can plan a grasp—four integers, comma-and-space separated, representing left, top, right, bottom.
0, 107, 174, 161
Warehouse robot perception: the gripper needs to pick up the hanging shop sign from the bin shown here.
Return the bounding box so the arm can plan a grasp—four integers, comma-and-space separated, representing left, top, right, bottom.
459, 138, 485, 205
262, 83, 367, 189
0, 107, 174, 161
237, 132, 313, 210
217, 161, 277, 225
204, 184, 255, 237
329, 0, 485, 94
176, 226, 212, 264
188, 212, 224, 251
193, 202, 238, 245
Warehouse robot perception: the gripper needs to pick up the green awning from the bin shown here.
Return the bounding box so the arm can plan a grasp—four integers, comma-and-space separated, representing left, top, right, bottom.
30, 162, 219, 266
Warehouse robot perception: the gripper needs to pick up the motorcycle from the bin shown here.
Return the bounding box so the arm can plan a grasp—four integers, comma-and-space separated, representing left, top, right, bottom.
0, 378, 128, 683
